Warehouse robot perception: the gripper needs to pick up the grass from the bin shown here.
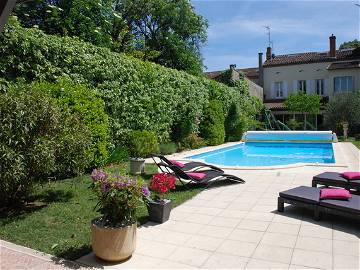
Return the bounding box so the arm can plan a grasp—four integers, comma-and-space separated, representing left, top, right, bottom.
0, 163, 204, 260
338, 136, 360, 149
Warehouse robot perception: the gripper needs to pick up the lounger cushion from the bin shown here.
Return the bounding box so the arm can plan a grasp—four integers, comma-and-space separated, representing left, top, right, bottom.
320, 195, 360, 214
320, 188, 351, 200
170, 160, 185, 168
279, 186, 320, 204
186, 172, 206, 180
313, 172, 348, 185
341, 172, 360, 180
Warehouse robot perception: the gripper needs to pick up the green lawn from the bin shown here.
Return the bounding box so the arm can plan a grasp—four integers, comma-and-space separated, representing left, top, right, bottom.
352, 141, 360, 149
0, 163, 203, 260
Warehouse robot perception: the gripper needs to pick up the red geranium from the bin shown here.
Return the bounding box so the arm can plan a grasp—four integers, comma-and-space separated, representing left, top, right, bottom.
149, 173, 176, 196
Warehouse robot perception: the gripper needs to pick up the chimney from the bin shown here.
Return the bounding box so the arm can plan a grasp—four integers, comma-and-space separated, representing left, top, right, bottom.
229, 64, 236, 70
258, 52, 264, 87
329, 34, 336, 57
266, 47, 272, 60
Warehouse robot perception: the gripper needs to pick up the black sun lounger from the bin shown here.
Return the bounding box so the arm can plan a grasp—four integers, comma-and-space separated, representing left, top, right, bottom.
168, 164, 245, 187
312, 172, 360, 191
278, 186, 360, 221
151, 154, 224, 173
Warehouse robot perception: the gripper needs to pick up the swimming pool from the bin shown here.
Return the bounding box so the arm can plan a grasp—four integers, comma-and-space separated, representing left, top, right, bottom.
187, 142, 335, 167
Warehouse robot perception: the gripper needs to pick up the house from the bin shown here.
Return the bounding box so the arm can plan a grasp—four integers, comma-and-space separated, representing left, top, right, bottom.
261, 35, 360, 126
205, 65, 264, 101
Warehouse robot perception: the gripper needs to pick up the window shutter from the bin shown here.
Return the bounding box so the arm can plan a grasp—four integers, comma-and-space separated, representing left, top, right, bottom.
293, 80, 298, 93
283, 81, 288, 97
307, 80, 313, 94
270, 82, 275, 98
324, 79, 329, 96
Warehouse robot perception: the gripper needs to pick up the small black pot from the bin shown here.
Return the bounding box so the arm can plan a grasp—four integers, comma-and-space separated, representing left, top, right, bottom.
146, 199, 172, 223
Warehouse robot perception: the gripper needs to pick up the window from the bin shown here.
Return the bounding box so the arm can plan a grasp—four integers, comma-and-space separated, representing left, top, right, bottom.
334, 76, 353, 92
298, 80, 307, 93
315, 79, 325, 95
274, 81, 284, 98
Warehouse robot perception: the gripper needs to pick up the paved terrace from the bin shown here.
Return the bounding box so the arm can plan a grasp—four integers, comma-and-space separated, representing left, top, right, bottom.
78, 142, 359, 269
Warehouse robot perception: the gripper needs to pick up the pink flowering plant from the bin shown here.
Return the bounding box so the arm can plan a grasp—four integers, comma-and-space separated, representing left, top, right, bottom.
149, 172, 176, 202
91, 169, 150, 227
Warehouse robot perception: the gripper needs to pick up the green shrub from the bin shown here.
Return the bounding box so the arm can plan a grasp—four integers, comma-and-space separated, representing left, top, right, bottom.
200, 100, 225, 145
286, 118, 303, 131
127, 131, 159, 158
0, 20, 261, 146
159, 142, 178, 155
0, 88, 91, 206
354, 134, 360, 141
107, 147, 130, 163
180, 133, 206, 150
225, 103, 247, 142
29, 80, 110, 167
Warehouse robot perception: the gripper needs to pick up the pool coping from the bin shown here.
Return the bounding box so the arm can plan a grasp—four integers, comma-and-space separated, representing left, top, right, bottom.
161, 141, 348, 170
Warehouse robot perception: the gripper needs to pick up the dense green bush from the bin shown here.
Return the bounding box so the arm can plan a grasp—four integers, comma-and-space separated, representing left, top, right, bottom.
225, 103, 247, 142
200, 100, 226, 145
29, 80, 110, 166
107, 147, 130, 163
0, 88, 91, 206
354, 134, 360, 141
0, 20, 260, 147
127, 131, 159, 158
159, 142, 178, 155
180, 133, 206, 150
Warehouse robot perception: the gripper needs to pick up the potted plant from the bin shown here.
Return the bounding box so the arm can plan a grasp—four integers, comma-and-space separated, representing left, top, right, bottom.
128, 130, 159, 175
90, 169, 150, 261
146, 172, 176, 223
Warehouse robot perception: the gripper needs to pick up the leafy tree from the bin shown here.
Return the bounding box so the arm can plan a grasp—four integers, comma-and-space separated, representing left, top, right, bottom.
14, 0, 208, 75
200, 100, 225, 145
339, 39, 360, 50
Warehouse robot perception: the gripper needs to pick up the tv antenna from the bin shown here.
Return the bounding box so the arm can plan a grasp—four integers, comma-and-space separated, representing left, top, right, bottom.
263, 25, 272, 48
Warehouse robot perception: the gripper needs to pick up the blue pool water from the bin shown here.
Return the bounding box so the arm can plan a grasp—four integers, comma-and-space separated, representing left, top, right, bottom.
187, 142, 335, 167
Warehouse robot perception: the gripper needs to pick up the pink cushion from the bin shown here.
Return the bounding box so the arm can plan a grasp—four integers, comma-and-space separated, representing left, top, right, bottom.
170, 160, 185, 168
186, 172, 206, 180
320, 188, 352, 200
341, 172, 360, 180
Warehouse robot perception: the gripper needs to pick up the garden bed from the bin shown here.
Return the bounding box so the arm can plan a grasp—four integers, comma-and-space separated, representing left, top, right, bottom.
0, 163, 203, 260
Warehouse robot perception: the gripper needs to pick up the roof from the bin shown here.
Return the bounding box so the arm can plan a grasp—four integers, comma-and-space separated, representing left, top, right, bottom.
205, 67, 259, 83
264, 102, 286, 110
264, 48, 360, 67
327, 60, 360, 70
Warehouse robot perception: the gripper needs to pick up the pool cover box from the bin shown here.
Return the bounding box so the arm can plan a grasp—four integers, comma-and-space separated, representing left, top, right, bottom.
244, 131, 335, 142
278, 186, 360, 221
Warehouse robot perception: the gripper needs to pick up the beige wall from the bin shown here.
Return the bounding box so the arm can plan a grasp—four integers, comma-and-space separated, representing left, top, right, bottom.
246, 78, 263, 101
263, 62, 360, 100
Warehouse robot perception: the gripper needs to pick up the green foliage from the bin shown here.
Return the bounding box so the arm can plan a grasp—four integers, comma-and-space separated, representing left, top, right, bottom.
284, 92, 322, 114
0, 21, 260, 147
200, 100, 225, 145
0, 88, 91, 206
180, 133, 206, 150
127, 131, 159, 158
354, 134, 360, 141
14, 0, 208, 75
339, 39, 360, 50
286, 118, 303, 131
324, 91, 360, 135
225, 103, 247, 142
107, 147, 130, 163
159, 142, 178, 155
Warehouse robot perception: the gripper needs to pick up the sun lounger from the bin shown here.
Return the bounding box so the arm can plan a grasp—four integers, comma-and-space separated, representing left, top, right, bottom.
167, 164, 245, 187
151, 154, 224, 173
312, 172, 360, 191
278, 186, 360, 221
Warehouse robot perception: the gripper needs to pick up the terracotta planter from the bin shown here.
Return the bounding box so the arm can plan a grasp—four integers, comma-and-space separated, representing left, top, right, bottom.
130, 158, 145, 175
147, 199, 172, 223
91, 219, 136, 262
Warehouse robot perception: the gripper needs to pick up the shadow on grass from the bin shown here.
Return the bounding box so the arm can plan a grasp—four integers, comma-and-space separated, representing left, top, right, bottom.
54, 244, 92, 262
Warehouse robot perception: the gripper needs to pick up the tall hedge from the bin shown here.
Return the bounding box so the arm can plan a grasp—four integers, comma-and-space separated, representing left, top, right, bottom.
0, 19, 259, 145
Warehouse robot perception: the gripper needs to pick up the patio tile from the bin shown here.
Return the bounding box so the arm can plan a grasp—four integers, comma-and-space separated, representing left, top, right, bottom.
202, 253, 248, 269
208, 216, 241, 228
333, 240, 359, 256
333, 254, 359, 270
195, 207, 223, 216
155, 259, 196, 269
169, 210, 190, 221
245, 258, 289, 269
333, 229, 360, 242
227, 202, 254, 211
198, 225, 233, 239
168, 246, 212, 267
237, 219, 270, 232
291, 249, 332, 269
267, 222, 300, 235
260, 232, 297, 248
184, 235, 224, 251
251, 204, 277, 213
245, 212, 275, 222
217, 209, 248, 219
135, 239, 177, 259
228, 229, 264, 243
162, 221, 204, 234
272, 213, 302, 225
298, 225, 332, 239
252, 244, 293, 264
150, 229, 192, 245
217, 239, 257, 257
183, 213, 214, 225
295, 236, 332, 253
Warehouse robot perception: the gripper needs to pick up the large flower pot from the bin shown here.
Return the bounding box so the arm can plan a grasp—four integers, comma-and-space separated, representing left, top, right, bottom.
130, 158, 145, 175
147, 199, 172, 223
91, 219, 136, 262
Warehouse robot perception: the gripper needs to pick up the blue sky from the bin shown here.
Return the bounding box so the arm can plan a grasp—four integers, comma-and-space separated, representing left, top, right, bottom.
192, 0, 360, 71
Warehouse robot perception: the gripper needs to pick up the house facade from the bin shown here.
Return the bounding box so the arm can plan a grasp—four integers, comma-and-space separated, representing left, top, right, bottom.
262, 35, 360, 115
